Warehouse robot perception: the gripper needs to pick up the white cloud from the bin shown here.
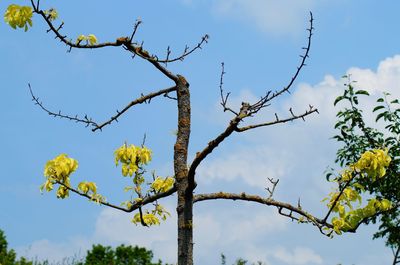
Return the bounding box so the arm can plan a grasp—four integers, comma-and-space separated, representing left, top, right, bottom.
15, 237, 90, 263
212, 0, 318, 36
197, 145, 292, 188
271, 246, 323, 265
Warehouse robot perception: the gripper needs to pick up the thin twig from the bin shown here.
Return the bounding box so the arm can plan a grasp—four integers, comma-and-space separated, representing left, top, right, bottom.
92, 85, 177, 132
194, 191, 333, 236
237, 105, 318, 132
266, 178, 279, 198
156, 34, 209, 64
248, 12, 314, 114
219, 62, 238, 115
29, 84, 98, 127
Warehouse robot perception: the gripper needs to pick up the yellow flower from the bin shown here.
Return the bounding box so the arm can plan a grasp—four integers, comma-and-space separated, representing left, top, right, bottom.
56, 186, 69, 199
132, 213, 160, 226
379, 199, 392, 211
353, 149, 391, 181
138, 147, 152, 164
44, 154, 78, 182
332, 217, 345, 235
90, 193, 106, 204
40, 179, 54, 192
78, 181, 97, 194
87, 34, 98, 45
341, 169, 353, 182
4, 4, 33, 31
151, 177, 175, 193
154, 204, 171, 221
78, 182, 89, 194
343, 187, 361, 203
76, 34, 86, 44
44, 8, 58, 21
76, 34, 98, 45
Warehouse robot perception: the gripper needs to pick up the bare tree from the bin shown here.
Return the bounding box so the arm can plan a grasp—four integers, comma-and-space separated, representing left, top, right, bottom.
5, 1, 396, 264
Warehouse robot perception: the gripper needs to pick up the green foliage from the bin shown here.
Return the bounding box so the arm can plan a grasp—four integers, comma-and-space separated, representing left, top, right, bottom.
0, 228, 168, 265
331, 76, 400, 249
0, 229, 33, 265
82, 244, 163, 265
220, 254, 266, 265
0, 229, 17, 265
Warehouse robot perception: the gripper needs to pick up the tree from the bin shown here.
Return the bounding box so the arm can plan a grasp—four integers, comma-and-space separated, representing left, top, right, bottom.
0, 229, 33, 265
3, 3, 397, 265
0, 229, 17, 265
82, 244, 164, 265
331, 77, 400, 264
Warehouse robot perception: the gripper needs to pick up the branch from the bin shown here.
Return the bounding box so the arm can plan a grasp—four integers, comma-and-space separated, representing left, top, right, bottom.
247, 12, 314, 114
155, 34, 209, 64
129, 186, 178, 212
265, 178, 279, 198
219, 62, 237, 115
56, 181, 177, 213
56, 181, 130, 212
29, 84, 177, 131
30, 4, 124, 50
193, 191, 333, 236
237, 105, 319, 132
92, 85, 177, 132
121, 41, 179, 82
29, 84, 98, 127
187, 103, 251, 189
30, 2, 179, 82
393, 245, 400, 265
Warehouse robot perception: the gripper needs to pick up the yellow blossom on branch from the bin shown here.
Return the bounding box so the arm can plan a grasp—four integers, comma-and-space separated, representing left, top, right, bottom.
4, 4, 33, 31
78, 181, 97, 194
44, 8, 58, 21
151, 176, 175, 193
324, 149, 393, 235
75, 34, 98, 45
132, 212, 160, 226
44, 154, 78, 181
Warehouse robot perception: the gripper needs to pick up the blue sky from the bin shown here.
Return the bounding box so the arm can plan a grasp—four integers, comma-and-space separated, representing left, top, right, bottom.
2, 0, 400, 264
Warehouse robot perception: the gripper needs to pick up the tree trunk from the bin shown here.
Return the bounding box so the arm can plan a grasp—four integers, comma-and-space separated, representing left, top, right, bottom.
174, 75, 193, 265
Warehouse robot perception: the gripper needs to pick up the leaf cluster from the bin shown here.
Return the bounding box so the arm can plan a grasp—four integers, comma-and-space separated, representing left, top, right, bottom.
331, 76, 400, 248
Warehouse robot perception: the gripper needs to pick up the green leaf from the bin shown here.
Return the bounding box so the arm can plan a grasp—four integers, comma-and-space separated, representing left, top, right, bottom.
373, 105, 385, 112
355, 90, 370, 96
377, 98, 385, 102
332, 135, 344, 141
391, 99, 399, 104
334, 96, 345, 106
334, 121, 345, 129
376, 112, 386, 122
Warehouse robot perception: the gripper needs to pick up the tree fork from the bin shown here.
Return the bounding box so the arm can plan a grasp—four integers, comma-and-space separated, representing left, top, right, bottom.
174, 75, 193, 265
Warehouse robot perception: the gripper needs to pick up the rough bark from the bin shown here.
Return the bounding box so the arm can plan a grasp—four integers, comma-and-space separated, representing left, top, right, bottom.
174, 75, 193, 265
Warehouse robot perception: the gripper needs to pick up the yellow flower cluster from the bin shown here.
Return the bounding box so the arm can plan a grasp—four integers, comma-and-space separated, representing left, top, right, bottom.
325, 149, 393, 235
132, 212, 160, 226
325, 187, 362, 217
114, 144, 152, 177
76, 34, 98, 45
331, 198, 392, 234
352, 149, 391, 181
44, 8, 58, 21
78, 181, 97, 194
150, 176, 175, 193
42, 154, 105, 203
41, 154, 78, 199
4, 4, 33, 31
114, 143, 173, 226
131, 204, 171, 226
